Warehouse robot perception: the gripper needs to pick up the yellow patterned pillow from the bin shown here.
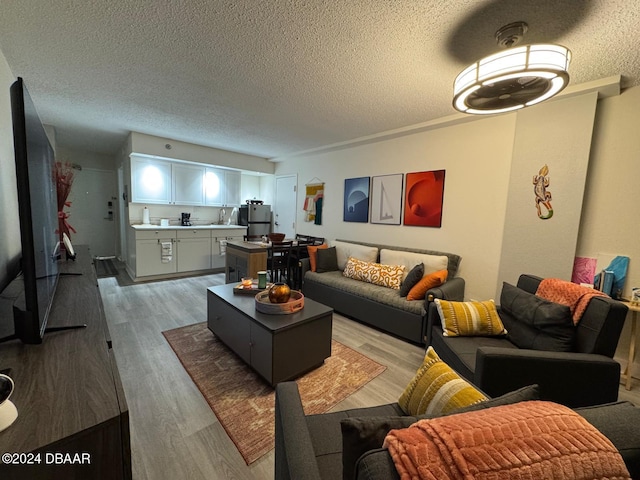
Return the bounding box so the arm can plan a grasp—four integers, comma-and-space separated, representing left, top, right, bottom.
435, 299, 507, 337
342, 257, 405, 289
398, 346, 487, 415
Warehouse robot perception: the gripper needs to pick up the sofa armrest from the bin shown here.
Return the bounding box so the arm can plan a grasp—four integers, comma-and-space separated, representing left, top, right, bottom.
355, 449, 401, 480
426, 276, 465, 302
299, 258, 311, 287
425, 302, 440, 346
475, 347, 621, 408
423, 277, 465, 344
275, 382, 322, 480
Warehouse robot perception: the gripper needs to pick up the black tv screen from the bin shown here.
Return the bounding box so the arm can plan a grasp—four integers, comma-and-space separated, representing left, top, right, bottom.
10, 77, 60, 344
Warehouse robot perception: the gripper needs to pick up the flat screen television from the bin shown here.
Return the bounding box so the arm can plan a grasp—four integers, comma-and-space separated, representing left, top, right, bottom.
5, 77, 60, 344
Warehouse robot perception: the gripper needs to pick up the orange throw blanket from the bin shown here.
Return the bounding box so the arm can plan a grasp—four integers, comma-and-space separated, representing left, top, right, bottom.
383, 401, 630, 480
536, 278, 607, 325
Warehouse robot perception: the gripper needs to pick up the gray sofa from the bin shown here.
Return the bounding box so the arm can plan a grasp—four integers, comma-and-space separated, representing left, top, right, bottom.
300, 239, 465, 344
427, 274, 629, 408
275, 381, 640, 480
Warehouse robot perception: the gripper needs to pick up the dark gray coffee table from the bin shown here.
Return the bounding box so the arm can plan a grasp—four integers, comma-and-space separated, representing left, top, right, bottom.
206, 284, 333, 386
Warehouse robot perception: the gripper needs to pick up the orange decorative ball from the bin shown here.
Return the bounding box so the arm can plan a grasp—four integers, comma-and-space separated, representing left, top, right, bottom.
268, 282, 291, 303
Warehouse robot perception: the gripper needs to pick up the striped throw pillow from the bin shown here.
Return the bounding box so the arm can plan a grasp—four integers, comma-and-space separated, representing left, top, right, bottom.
343, 257, 405, 290
435, 299, 507, 337
398, 347, 487, 415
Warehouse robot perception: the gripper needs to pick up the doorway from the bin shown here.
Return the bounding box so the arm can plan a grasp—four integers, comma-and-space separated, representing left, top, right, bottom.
67, 168, 117, 257
274, 175, 297, 239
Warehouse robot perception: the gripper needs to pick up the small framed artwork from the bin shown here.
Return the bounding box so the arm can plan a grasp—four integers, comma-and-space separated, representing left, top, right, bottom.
403, 170, 446, 227
370, 174, 403, 225
343, 177, 370, 222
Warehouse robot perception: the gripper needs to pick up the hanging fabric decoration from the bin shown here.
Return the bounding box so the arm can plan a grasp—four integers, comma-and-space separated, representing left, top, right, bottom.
304, 179, 324, 225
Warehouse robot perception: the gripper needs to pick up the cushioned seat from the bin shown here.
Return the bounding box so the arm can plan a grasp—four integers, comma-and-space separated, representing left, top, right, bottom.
303, 403, 405, 480
430, 333, 519, 380
426, 273, 629, 407
304, 271, 426, 316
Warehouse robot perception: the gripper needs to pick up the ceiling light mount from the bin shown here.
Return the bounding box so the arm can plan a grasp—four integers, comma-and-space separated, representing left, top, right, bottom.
453, 21, 571, 115
495, 21, 528, 48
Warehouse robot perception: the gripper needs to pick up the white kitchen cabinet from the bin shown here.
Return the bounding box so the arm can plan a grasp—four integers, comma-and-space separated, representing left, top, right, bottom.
131, 157, 172, 204
131, 155, 241, 207
205, 168, 241, 207
204, 168, 223, 206
134, 229, 177, 276
176, 229, 212, 272
222, 170, 241, 206
172, 163, 205, 206
131, 155, 205, 206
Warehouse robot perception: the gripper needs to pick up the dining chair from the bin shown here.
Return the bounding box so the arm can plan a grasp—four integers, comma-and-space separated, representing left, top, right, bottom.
290, 239, 314, 289
295, 234, 312, 242
267, 241, 293, 285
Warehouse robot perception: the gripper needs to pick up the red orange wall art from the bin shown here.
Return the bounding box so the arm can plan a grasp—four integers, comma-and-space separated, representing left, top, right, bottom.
403, 170, 446, 227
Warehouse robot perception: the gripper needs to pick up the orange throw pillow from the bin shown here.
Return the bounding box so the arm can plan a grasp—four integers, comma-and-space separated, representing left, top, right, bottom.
307, 244, 328, 272
406, 269, 448, 301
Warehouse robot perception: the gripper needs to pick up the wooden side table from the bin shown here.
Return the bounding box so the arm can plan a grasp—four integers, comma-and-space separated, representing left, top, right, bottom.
621, 302, 640, 390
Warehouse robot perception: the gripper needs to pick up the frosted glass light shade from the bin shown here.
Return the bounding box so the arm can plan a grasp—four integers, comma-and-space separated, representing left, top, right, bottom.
453, 44, 571, 114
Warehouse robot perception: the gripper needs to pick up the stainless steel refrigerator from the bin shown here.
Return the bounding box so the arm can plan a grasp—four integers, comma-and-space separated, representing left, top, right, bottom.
239, 204, 271, 237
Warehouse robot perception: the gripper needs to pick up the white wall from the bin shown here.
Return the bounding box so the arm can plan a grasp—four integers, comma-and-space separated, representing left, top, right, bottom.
577, 86, 640, 370
259, 175, 276, 206
240, 174, 261, 203
0, 50, 20, 288
129, 132, 275, 174
56, 146, 116, 170
497, 92, 599, 294
578, 86, 640, 300
275, 113, 517, 301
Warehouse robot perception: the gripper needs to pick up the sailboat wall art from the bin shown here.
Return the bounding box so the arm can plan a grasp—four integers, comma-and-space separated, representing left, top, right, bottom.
370, 174, 403, 225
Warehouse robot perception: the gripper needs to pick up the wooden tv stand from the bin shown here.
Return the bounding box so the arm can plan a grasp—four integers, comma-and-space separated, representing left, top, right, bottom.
0, 246, 131, 480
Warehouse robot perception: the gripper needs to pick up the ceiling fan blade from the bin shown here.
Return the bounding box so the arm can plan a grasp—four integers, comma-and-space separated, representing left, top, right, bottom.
466, 76, 552, 110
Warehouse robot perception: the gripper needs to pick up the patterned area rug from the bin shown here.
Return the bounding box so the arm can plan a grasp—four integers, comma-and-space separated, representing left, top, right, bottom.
162, 322, 386, 464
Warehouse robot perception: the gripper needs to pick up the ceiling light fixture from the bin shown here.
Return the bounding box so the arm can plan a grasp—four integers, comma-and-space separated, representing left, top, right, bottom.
453, 22, 571, 115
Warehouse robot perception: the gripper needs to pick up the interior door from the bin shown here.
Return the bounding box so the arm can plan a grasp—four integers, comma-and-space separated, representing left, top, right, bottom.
274, 175, 297, 239
67, 168, 117, 257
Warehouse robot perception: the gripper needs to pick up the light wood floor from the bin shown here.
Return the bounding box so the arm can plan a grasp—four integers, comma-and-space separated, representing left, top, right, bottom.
98, 267, 640, 480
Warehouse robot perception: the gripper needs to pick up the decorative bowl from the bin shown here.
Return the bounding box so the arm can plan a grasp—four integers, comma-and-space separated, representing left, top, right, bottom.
268, 233, 286, 242
255, 290, 304, 314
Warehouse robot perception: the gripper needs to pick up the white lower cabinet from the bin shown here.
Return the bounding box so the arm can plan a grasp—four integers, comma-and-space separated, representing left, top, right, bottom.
135, 230, 177, 277
132, 227, 247, 279
176, 230, 212, 272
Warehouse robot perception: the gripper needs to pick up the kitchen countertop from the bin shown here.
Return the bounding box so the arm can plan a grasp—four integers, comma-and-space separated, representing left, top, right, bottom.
130, 224, 247, 230
225, 239, 269, 251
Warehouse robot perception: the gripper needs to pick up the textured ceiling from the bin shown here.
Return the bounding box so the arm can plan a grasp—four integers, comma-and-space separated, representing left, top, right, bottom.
0, 1, 638, 160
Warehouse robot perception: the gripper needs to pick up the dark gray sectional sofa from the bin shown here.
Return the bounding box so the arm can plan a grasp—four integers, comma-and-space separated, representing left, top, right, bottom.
276, 272, 637, 479
275, 381, 640, 480
300, 239, 465, 344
